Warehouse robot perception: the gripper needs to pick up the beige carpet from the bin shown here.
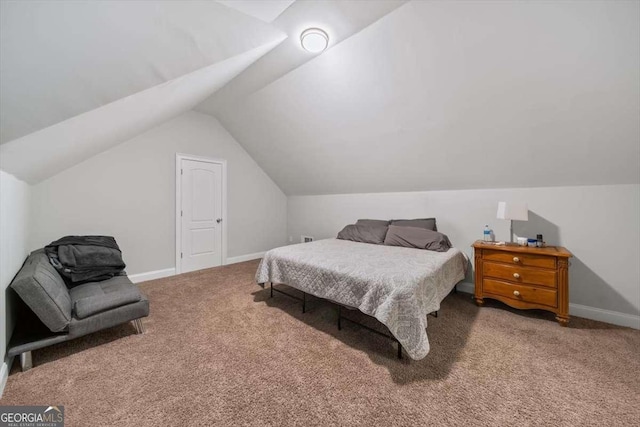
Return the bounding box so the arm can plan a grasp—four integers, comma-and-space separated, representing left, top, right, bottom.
2, 260, 639, 426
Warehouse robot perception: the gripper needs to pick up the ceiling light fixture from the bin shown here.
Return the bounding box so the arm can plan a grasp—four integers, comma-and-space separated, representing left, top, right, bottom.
300, 28, 329, 53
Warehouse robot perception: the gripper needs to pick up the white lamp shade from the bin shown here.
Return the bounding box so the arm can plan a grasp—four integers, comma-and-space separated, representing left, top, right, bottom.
496, 202, 529, 221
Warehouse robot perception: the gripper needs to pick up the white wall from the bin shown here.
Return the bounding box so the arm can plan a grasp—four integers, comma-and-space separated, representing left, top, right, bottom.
30, 111, 287, 275
288, 184, 640, 326
0, 170, 31, 392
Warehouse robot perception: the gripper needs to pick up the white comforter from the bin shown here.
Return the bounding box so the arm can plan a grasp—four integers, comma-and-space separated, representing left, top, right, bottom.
255, 239, 468, 360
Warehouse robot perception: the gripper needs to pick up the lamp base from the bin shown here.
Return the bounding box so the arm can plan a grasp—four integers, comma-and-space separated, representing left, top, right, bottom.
510, 220, 515, 243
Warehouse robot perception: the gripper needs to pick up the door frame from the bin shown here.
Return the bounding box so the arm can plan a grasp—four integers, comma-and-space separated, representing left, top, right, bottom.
175, 153, 228, 274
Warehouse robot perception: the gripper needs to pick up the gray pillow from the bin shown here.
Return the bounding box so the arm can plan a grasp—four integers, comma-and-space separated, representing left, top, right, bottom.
383, 225, 451, 252
356, 219, 391, 227
337, 224, 389, 244
390, 218, 437, 231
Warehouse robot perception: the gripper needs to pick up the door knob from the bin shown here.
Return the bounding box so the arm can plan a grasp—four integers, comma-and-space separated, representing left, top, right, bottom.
513, 290, 521, 297
513, 273, 520, 279
216, 218, 222, 223
513, 257, 520, 263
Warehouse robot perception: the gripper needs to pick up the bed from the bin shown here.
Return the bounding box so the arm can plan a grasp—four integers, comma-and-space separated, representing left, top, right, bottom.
255, 238, 468, 360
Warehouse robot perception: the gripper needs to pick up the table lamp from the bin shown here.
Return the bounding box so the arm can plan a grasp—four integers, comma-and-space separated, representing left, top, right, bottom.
496, 202, 528, 243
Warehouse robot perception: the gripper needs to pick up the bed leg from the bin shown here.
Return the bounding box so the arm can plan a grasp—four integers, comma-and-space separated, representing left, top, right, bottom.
302, 292, 306, 313
338, 306, 342, 330
270, 282, 273, 298
397, 342, 402, 359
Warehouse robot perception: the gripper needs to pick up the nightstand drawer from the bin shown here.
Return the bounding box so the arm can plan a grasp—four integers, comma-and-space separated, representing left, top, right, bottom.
483, 278, 557, 308
483, 262, 557, 288
483, 249, 556, 269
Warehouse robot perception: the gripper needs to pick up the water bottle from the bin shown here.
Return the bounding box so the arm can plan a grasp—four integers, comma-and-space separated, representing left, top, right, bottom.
483, 225, 491, 242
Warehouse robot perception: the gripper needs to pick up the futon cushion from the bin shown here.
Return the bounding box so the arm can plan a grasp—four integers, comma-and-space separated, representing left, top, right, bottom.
337, 223, 389, 244
383, 225, 452, 252
70, 276, 142, 319
390, 218, 437, 231
10, 250, 72, 332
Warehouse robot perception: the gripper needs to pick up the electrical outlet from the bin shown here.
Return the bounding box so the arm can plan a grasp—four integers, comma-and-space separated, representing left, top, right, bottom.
301, 235, 314, 243
288, 236, 293, 243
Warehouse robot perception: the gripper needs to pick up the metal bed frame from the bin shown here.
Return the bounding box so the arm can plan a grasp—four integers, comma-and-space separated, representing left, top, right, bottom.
269, 282, 310, 313
263, 282, 453, 359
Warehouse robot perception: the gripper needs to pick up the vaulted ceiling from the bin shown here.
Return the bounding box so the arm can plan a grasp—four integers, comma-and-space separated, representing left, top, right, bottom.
0, 0, 287, 182
209, 0, 640, 195
197, 0, 407, 116
1, 0, 638, 193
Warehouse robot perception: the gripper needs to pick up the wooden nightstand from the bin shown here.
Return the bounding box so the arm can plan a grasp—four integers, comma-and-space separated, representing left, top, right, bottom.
472, 241, 572, 326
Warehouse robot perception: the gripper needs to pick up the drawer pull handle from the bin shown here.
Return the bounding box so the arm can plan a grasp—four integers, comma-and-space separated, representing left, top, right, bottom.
513, 273, 520, 279
513, 257, 520, 263
513, 290, 521, 297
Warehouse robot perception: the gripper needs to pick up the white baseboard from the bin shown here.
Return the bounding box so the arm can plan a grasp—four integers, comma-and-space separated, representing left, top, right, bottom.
226, 251, 265, 265
129, 252, 265, 283
0, 361, 9, 399
129, 268, 176, 284
568, 303, 639, 329
454, 281, 639, 329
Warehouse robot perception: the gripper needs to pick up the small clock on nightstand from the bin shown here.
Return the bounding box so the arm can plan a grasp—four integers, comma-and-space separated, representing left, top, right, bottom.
472, 241, 572, 326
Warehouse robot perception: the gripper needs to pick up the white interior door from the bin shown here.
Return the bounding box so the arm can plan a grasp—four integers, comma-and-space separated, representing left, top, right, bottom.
180, 159, 223, 273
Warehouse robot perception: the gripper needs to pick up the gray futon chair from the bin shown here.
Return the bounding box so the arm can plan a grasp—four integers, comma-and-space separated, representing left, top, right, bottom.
7, 249, 149, 371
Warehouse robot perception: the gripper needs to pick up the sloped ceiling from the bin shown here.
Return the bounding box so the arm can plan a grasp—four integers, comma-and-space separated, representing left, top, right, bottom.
0, 0, 284, 144
198, 0, 407, 116
209, 0, 640, 195
1, 0, 638, 193
0, 42, 282, 184
217, 0, 296, 23
0, 0, 287, 183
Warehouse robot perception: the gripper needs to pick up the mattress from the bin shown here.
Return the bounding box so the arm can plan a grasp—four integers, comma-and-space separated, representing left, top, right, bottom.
255, 238, 468, 360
